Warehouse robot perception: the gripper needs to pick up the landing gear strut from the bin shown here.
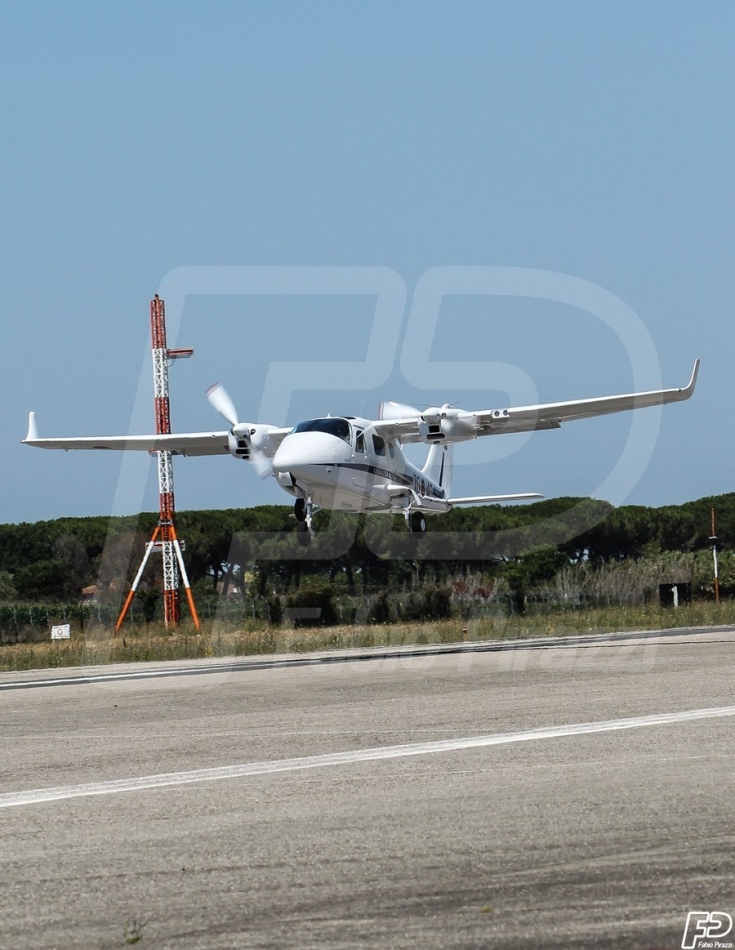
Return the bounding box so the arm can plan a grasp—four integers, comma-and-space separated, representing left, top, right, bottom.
295, 497, 315, 547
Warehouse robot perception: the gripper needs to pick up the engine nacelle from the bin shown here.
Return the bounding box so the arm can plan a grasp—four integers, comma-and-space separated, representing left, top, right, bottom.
418, 407, 475, 443
227, 423, 277, 461
227, 426, 252, 459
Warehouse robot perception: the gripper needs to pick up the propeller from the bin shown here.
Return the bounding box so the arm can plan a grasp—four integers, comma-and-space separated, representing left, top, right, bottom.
206, 383, 272, 477
379, 400, 422, 421
206, 383, 239, 428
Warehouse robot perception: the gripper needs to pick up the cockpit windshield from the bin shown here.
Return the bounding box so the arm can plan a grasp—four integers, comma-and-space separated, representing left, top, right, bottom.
292, 418, 351, 444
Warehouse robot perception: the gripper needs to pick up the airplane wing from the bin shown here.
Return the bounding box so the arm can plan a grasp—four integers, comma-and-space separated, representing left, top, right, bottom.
21, 412, 291, 458
447, 493, 544, 505
22, 413, 231, 456
373, 359, 699, 444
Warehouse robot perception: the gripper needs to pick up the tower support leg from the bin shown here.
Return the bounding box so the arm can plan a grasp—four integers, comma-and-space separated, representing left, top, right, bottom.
115, 526, 161, 633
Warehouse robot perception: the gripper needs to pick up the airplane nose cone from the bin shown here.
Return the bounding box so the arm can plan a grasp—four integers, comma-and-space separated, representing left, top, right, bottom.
272, 431, 350, 481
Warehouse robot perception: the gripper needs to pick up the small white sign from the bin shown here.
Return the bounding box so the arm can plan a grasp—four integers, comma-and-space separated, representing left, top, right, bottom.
51, 623, 71, 640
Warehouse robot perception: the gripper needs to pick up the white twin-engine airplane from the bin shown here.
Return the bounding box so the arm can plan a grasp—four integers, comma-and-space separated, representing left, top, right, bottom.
24, 360, 699, 547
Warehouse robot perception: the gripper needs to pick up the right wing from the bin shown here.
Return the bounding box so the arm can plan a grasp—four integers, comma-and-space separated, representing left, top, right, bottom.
22, 413, 231, 456
373, 360, 700, 444
472, 359, 700, 435
447, 493, 544, 505
23, 413, 293, 465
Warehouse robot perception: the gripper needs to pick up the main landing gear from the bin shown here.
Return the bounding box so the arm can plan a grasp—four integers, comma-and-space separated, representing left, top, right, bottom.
294, 496, 315, 547
408, 511, 427, 533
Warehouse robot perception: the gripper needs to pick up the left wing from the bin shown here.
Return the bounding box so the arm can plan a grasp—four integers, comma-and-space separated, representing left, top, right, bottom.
373, 359, 699, 444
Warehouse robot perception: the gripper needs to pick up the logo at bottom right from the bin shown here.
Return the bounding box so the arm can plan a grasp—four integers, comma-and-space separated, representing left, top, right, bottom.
682, 911, 733, 949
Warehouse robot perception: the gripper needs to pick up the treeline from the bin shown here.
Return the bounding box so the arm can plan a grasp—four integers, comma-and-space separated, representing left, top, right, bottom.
0, 494, 732, 620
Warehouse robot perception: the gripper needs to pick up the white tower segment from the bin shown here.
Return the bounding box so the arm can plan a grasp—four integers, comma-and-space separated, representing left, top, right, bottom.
115, 295, 200, 632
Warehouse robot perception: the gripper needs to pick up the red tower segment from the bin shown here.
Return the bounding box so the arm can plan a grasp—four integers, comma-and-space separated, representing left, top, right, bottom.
115, 296, 199, 633
150, 295, 179, 625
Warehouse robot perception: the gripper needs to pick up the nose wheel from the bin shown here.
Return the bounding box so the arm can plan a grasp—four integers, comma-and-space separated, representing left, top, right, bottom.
294, 497, 315, 546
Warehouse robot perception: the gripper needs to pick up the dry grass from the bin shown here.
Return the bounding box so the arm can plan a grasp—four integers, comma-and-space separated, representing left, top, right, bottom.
1, 600, 733, 673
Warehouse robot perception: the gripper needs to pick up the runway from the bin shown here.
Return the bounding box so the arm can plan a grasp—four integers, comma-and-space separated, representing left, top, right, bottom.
1, 629, 733, 949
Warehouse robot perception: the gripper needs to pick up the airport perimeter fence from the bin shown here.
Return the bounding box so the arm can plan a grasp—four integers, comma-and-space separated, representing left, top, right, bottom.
0, 602, 120, 644
0, 589, 454, 643
1, 586, 725, 646
0, 597, 276, 643
0, 590, 637, 644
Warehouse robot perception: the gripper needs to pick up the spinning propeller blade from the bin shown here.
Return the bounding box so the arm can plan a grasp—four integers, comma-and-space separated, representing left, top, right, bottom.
206, 383, 272, 478
379, 400, 421, 421
250, 449, 272, 479
206, 383, 239, 427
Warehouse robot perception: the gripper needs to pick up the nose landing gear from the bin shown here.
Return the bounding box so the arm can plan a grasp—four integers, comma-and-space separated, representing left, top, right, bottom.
294, 496, 315, 547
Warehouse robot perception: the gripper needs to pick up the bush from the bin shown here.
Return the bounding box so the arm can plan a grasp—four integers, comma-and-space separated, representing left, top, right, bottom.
369, 590, 393, 624
14, 560, 78, 601
424, 586, 452, 620
0, 572, 17, 601
267, 595, 283, 626
286, 578, 339, 627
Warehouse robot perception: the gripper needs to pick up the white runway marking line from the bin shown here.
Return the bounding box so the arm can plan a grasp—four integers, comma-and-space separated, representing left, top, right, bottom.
2, 705, 734, 809
1, 625, 730, 692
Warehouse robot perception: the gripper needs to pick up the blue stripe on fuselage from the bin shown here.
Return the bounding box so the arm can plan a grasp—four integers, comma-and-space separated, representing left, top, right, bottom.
313, 462, 446, 499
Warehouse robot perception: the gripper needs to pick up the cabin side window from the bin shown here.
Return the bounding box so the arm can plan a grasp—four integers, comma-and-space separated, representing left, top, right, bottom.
372, 434, 386, 457
355, 430, 365, 453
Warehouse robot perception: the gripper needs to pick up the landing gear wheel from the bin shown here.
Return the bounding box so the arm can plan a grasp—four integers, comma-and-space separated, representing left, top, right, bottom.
409, 511, 427, 533
294, 497, 307, 522
296, 521, 311, 547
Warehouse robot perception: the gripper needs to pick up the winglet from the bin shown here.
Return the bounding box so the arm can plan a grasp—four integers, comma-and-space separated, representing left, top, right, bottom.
23, 411, 38, 444
683, 358, 700, 397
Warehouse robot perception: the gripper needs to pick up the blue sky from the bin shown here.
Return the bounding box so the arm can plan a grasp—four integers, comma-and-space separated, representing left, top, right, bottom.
1, 1, 732, 522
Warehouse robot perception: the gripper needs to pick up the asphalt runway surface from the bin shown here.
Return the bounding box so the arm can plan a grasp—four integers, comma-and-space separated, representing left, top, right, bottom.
1, 629, 733, 949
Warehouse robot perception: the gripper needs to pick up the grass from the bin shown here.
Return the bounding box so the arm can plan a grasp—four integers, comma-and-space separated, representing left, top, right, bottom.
122, 919, 146, 945
0, 600, 733, 672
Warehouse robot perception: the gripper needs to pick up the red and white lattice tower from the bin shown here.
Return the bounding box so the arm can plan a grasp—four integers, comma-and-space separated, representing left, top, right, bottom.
115, 295, 200, 632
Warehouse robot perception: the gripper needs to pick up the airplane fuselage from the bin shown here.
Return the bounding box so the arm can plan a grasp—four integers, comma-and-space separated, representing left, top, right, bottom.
270, 416, 446, 514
